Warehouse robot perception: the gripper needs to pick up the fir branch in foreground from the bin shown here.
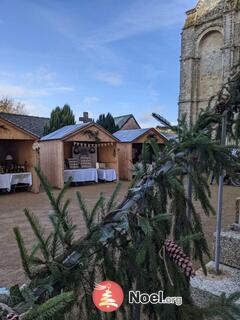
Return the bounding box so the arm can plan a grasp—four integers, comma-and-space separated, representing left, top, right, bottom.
22, 291, 74, 320
24, 209, 50, 263
106, 181, 122, 212
13, 227, 32, 279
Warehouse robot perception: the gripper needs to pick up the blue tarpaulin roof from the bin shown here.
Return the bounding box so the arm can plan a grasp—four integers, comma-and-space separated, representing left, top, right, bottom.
40, 123, 89, 141
113, 128, 151, 142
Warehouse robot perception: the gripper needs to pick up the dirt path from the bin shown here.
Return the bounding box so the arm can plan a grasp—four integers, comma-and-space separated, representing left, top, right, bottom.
0, 182, 129, 287
0, 183, 238, 287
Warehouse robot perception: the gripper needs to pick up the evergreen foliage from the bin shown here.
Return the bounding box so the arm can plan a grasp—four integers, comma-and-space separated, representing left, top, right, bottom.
96, 113, 119, 133
22, 291, 74, 320
208, 65, 240, 144
44, 104, 75, 135
9, 106, 240, 319
7, 68, 240, 320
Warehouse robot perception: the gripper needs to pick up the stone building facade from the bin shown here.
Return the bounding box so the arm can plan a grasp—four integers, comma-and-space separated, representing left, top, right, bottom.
179, 0, 240, 124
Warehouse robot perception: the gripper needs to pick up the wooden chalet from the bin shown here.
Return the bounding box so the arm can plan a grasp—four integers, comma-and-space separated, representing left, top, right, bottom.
114, 114, 140, 130
40, 122, 119, 189
0, 112, 49, 193
113, 128, 167, 180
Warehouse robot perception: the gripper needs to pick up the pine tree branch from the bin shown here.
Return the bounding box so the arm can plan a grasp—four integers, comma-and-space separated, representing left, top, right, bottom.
106, 182, 122, 212
22, 291, 74, 320
13, 227, 32, 279
24, 209, 50, 263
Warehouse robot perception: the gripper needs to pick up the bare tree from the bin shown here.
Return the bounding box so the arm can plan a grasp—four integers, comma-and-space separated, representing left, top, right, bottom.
0, 96, 26, 114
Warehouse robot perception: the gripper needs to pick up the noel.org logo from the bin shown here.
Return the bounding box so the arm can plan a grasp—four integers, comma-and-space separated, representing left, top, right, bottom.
92, 281, 182, 313
129, 291, 182, 306
92, 281, 124, 313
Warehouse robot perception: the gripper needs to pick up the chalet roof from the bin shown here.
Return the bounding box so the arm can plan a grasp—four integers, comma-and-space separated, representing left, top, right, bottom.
40, 123, 89, 141
113, 128, 162, 142
41, 122, 119, 142
0, 112, 49, 138
114, 114, 140, 129
158, 131, 178, 141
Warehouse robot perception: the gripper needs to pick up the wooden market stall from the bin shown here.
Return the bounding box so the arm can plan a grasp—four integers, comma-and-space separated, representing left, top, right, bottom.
0, 114, 42, 193
39, 122, 119, 189
113, 128, 167, 181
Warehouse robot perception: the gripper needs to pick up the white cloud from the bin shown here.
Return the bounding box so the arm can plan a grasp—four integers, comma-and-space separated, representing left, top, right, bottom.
79, 0, 195, 49
22, 101, 50, 117
83, 96, 100, 106
94, 71, 123, 86
0, 84, 49, 98
0, 66, 74, 99
51, 86, 74, 92
0, 83, 74, 98
38, 0, 194, 50
139, 108, 168, 128
23, 67, 56, 86
139, 112, 156, 128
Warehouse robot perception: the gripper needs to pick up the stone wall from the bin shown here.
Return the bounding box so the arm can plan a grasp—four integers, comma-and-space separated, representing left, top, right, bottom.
179, 0, 240, 124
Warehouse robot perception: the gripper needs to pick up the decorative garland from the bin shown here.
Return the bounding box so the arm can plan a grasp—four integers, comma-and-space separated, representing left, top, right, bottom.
83, 129, 101, 142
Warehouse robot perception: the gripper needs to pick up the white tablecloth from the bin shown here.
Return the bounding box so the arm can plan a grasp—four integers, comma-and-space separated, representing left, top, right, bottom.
0, 172, 32, 191
97, 169, 117, 181
64, 169, 98, 183
0, 174, 11, 190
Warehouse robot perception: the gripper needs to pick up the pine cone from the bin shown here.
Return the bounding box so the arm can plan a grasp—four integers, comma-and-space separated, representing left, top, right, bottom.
164, 240, 195, 278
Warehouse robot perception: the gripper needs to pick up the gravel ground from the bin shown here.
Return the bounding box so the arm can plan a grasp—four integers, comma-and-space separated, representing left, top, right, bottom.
0, 182, 238, 287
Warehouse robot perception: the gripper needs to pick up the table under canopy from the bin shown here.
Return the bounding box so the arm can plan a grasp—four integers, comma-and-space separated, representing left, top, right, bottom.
97, 169, 116, 182
64, 168, 117, 183
64, 168, 98, 183
0, 172, 33, 191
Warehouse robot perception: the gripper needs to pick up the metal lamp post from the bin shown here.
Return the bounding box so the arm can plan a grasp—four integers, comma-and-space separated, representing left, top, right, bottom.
215, 111, 228, 273
187, 165, 193, 219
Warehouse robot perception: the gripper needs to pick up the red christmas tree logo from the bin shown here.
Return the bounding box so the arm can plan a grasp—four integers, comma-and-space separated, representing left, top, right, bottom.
92, 281, 124, 313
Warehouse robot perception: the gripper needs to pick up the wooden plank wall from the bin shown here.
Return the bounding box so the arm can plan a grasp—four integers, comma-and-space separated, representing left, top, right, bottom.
117, 143, 132, 180
39, 141, 64, 188
0, 140, 40, 193
98, 145, 119, 179
121, 118, 140, 130
15, 141, 39, 193
0, 119, 34, 140
134, 131, 165, 144
64, 142, 72, 160
65, 124, 117, 143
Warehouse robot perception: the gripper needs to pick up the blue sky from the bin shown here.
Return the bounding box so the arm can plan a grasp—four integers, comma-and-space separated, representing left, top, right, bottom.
0, 0, 196, 127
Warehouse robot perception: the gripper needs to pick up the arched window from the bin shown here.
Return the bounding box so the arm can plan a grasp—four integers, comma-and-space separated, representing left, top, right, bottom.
197, 30, 223, 110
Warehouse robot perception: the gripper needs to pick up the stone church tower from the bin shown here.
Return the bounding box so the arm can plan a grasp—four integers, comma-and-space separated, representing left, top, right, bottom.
179, 0, 240, 124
